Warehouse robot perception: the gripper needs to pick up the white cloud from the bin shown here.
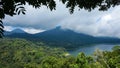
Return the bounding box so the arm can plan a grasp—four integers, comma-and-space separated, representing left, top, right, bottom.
3, 1, 120, 38
22, 28, 45, 34
4, 26, 45, 34
102, 14, 112, 22
95, 6, 120, 37
4, 26, 14, 31
59, 6, 120, 38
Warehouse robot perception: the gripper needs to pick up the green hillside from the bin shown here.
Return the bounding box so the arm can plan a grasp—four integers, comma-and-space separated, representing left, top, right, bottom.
0, 38, 120, 68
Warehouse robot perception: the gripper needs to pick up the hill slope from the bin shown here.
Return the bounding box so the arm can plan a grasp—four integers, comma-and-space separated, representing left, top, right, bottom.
5, 27, 120, 49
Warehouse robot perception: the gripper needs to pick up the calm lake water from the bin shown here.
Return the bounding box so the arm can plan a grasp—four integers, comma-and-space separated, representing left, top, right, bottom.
69, 44, 120, 56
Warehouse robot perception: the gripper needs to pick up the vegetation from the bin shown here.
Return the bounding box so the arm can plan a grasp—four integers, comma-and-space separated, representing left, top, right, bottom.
0, 38, 120, 68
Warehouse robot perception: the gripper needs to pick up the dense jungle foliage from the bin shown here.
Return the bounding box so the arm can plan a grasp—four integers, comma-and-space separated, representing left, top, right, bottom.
0, 38, 120, 68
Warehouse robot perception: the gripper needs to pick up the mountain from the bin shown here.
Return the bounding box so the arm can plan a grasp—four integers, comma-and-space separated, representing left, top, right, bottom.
35, 26, 96, 44
4, 29, 26, 35
11, 29, 26, 33
5, 28, 33, 39
4, 31, 12, 35
5, 26, 120, 49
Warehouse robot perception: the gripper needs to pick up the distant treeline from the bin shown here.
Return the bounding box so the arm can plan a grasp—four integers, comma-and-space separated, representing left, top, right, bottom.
0, 38, 120, 68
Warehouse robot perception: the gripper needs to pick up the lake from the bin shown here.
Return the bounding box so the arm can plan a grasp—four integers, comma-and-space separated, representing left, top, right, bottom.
68, 44, 120, 56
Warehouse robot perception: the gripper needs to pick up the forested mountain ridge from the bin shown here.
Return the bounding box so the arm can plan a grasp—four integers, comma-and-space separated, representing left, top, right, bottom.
5, 27, 120, 49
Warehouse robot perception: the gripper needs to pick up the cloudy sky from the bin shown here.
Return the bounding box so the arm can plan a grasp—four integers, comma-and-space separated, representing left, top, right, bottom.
3, 1, 120, 38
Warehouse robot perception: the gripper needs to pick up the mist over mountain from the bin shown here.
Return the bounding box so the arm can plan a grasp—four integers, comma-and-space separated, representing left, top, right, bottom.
5, 26, 120, 49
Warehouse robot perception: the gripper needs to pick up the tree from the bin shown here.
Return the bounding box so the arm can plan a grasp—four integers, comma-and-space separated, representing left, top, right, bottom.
0, 0, 120, 37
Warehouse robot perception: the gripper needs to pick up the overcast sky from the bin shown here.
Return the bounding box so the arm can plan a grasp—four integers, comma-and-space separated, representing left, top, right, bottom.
3, 1, 120, 38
